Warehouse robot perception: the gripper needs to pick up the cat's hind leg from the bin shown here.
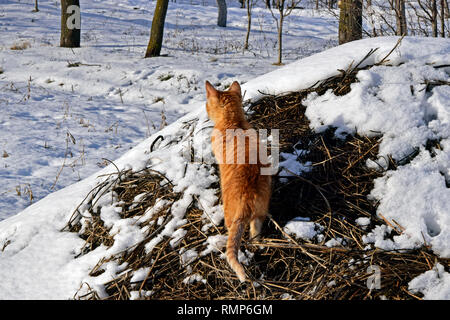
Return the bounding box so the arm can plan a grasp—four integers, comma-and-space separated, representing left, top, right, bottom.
249, 216, 265, 241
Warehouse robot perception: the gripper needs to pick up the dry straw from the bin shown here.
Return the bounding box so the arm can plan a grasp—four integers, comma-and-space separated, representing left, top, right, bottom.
64, 47, 449, 300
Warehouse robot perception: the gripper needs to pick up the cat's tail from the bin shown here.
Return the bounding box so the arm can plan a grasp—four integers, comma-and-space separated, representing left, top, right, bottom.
226, 218, 246, 282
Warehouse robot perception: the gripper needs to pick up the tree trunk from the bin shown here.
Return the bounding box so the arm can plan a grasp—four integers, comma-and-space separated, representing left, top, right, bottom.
338, 0, 362, 45
395, 0, 407, 36
265, 0, 271, 9
277, 13, 284, 65
60, 0, 81, 48
217, 0, 227, 27
440, 0, 447, 36
432, 0, 438, 37
244, 0, 251, 50
444, 0, 449, 19
34, 0, 39, 12
145, 0, 169, 58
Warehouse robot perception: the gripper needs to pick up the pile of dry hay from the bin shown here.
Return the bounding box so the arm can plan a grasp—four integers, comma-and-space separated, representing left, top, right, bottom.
64, 50, 449, 300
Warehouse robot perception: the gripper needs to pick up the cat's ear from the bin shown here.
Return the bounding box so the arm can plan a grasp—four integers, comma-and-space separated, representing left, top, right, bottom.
205, 81, 218, 99
228, 81, 241, 96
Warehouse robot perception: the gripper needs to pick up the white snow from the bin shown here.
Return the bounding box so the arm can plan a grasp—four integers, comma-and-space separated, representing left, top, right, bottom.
130, 267, 150, 283
129, 290, 153, 300
355, 217, 371, 227
180, 248, 199, 267
303, 38, 450, 260
0, 0, 449, 300
325, 237, 345, 248
279, 150, 312, 177
368, 150, 450, 256
409, 263, 450, 300
182, 273, 206, 285
283, 218, 320, 240
200, 234, 228, 256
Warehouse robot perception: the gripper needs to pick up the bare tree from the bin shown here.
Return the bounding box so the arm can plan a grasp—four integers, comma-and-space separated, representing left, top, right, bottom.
217, 0, 227, 27
444, 0, 450, 18
441, 0, 447, 36
307, 0, 337, 10
60, 0, 81, 48
413, 0, 449, 36
270, 0, 300, 65
244, 0, 256, 50
361, 0, 448, 38
432, 0, 438, 36
338, 0, 362, 44
145, 0, 169, 57
431, 0, 437, 37
395, 0, 407, 35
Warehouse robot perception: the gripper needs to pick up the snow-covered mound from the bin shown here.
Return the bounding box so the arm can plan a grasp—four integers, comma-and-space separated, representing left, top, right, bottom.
0, 37, 449, 299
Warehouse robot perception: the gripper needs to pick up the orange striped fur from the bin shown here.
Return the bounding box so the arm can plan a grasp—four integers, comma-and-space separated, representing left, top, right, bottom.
205, 80, 271, 282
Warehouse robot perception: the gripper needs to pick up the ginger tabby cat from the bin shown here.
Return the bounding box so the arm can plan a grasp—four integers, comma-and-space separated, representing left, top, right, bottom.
205, 80, 271, 282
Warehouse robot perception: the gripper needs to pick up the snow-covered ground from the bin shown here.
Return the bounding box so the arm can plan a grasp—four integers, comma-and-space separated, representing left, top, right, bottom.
0, 0, 338, 219
0, 0, 449, 300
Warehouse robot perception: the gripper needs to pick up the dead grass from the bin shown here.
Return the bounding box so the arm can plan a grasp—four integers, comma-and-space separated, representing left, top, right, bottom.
64, 48, 449, 300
